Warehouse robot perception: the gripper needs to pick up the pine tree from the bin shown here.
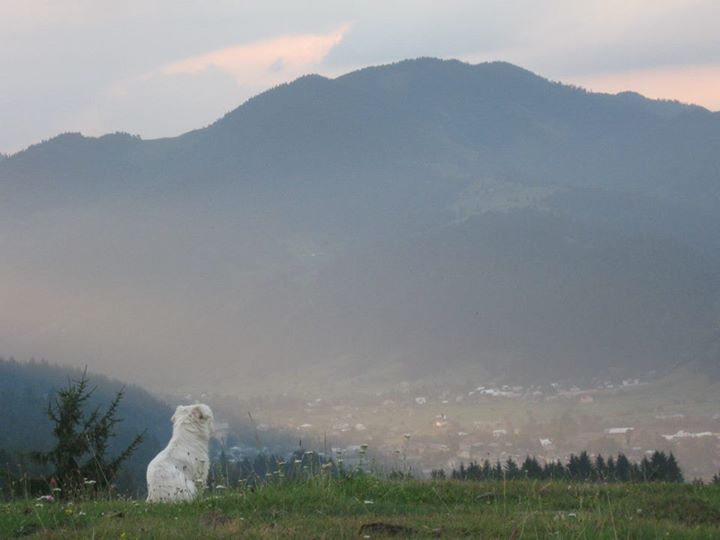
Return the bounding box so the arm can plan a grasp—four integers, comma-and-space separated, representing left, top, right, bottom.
606, 456, 616, 482
567, 454, 580, 480
521, 456, 543, 479
467, 461, 481, 480
577, 451, 593, 481
593, 454, 606, 481
665, 453, 684, 483
615, 453, 631, 482
493, 461, 503, 480
504, 457, 519, 480
33, 370, 144, 495
648, 451, 667, 481
481, 459, 492, 480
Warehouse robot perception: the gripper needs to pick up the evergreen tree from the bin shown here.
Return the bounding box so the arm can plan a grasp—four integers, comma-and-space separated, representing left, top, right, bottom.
466, 461, 481, 480
593, 454, 606, 481
665, 453, 684, 483
577, 451, 593, 481
606, 456, 616, 482
481, 459, 492, 480
615, 453, 631, 482
491, 461, 502, 480
33, 371, 144, 495
648, 451, 667, 481
567, 454, 581, 480
545, 460, 567, 480
504, 457, 519, 480
521, 456, 543, 479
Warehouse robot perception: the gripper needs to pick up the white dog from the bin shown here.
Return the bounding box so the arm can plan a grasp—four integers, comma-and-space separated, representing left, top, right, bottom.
146, 403, 214, 502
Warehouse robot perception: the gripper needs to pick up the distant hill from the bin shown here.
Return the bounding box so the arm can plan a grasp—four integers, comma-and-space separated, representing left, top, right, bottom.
673, 329, 720, 380
1, 58, 718, 390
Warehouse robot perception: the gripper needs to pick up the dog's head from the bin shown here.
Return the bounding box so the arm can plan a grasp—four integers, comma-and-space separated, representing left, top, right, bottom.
171, 403, 214, 439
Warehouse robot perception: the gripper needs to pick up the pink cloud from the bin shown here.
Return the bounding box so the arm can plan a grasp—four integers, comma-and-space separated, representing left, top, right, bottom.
161, 25, 350, 86
569, 64, 720, 111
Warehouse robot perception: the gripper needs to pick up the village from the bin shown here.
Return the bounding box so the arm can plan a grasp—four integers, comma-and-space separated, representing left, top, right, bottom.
208, 377, 720, 481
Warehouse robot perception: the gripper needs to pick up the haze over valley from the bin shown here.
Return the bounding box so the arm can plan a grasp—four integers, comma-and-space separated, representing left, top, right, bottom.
2, 58, 720, 479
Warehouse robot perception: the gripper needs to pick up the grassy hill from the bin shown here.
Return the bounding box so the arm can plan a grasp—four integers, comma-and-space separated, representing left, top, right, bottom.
2, 477, 719, 538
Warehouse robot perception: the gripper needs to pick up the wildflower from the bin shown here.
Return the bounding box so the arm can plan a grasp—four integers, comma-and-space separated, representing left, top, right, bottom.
84, 479, 97, 486
52, 487, 62, 493
363, 500, 374, 505
78, 511, 87, 517
36, 495, 54, 503
215, 485, 226, 490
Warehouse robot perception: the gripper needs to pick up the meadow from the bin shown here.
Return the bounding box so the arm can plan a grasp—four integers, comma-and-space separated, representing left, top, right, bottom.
2, 476, 719, 539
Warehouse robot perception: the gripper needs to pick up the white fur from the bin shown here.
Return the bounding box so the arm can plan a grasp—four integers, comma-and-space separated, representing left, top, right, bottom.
146, 403, 214, 502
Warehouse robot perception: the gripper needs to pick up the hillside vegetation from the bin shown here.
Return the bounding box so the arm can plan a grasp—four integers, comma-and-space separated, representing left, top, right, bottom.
0, 359, 171, 495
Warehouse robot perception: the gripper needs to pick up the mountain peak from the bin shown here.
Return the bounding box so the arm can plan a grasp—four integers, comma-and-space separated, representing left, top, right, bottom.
1, 58, 719, 387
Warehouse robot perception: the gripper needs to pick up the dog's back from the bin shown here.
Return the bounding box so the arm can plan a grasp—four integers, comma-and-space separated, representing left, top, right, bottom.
146, 404, 213, 502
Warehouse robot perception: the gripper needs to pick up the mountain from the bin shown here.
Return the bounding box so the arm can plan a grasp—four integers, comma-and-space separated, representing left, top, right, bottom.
1, 58, 719, 391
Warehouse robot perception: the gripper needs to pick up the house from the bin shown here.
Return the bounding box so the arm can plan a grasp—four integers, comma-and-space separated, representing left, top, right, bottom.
661, 430, 716, 441
605, 427, 634, 445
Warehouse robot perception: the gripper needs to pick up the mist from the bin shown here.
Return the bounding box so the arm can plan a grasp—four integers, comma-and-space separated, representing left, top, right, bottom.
1, 60, 719, 399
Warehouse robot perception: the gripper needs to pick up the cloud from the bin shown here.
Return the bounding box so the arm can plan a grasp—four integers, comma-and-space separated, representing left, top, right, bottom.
160, 24, 350, 87
568, 63, 720, 111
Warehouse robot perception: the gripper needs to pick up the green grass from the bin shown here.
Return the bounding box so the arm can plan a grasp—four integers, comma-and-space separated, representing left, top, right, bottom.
2, 477, 720, 539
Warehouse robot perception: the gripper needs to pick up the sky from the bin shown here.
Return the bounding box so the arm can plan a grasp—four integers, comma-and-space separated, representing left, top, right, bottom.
2, 0, 720, 154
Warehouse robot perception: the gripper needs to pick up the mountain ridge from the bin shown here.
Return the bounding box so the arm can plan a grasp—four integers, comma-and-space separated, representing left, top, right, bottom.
1, 58, 718, 391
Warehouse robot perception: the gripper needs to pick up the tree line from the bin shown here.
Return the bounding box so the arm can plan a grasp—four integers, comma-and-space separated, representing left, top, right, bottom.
440, 451, 684, 483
